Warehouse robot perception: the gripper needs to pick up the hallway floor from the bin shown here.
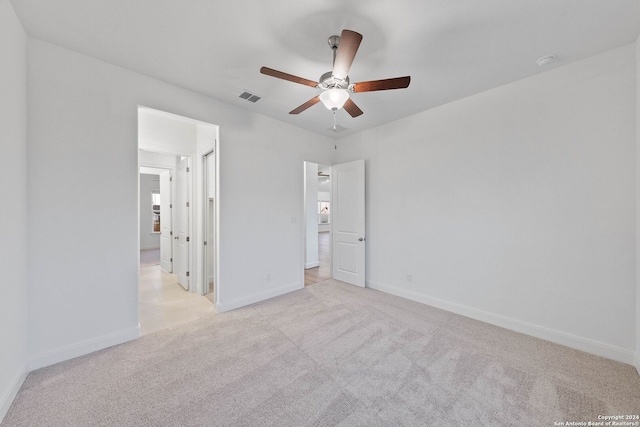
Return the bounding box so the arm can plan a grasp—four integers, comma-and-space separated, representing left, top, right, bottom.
139, 265, 215, 335
304, 231, 331, 286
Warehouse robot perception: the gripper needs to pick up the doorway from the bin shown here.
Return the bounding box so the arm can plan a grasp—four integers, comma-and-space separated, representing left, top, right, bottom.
304, 162, 332, 286
138, 151, 212, 335
138, 105, 220, 299
139, 167, 172, 271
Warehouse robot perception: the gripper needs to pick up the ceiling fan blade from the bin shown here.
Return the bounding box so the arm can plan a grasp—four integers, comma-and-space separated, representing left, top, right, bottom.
352, 76, 411, 93
332, 30, 363, 80
289, 96, 321, 114
343, 98, 363, 117
260, 67, 318, 88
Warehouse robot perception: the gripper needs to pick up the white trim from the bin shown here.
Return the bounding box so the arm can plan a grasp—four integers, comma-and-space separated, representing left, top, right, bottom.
304, 261, 320, 269
28, 325, 140, 371
140, 245, 160, 250
216, 282, 302, 313
0, 364, 28, 424
367, 281, 635, 365
635, 352, 640, 376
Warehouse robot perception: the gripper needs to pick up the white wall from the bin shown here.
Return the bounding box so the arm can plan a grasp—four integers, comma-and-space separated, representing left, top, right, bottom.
305, 162, 319, 268
26, 38, 333, 368
139, 173, 160, 249
214, 126, 332, 312
337, 44, 637, 364
0, 0, 29, 420
636, 36, 640, 374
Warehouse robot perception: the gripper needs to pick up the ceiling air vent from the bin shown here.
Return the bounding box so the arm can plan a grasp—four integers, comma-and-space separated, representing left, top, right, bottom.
239, 91, 261, 103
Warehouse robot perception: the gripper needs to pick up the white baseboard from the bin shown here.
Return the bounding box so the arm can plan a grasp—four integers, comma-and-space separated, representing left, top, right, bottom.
140, 245, 160, 250
216, 282, 302, 313
367, 281, 635, 366
0, 364, 28, 424
304, 261, 320, 269
28, 325, 140, 371
635, 353, 640, 376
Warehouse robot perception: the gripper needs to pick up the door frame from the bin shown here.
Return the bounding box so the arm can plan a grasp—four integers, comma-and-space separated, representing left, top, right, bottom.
175, 156, 191, 290
196, 135, 220, 301
201, 149, 218, 302
138, 163, 176, 274
158, 169, 173, 273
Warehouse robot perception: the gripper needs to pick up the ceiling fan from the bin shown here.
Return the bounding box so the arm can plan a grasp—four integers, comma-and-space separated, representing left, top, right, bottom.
260, 29, 410, 123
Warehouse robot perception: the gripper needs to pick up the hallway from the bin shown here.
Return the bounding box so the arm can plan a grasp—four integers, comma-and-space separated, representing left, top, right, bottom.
139, 263, 214, 335
304, 231, 331, 286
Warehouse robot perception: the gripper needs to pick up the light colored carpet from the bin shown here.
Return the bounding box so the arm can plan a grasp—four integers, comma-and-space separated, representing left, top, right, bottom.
3, 280, 639, 426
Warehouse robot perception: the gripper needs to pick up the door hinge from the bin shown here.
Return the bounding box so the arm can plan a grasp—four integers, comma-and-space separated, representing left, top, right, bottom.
186, 236, 190, 242
170, 231, 173, 236
204, 241, 207, 246
170, 177, 172, 182
170, 204, 172, 209
170, 257, 173, 262
186, 271, 190, 277
186, 202, 190, 208
186, 167, 190, 172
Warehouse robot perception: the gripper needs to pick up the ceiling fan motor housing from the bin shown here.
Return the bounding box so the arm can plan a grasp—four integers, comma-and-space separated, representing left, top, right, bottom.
322, 34, 351, 91
319, 71, 350, 91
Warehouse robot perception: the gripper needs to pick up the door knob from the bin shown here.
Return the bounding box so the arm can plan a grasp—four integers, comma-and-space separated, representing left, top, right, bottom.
359, 237, 364, 241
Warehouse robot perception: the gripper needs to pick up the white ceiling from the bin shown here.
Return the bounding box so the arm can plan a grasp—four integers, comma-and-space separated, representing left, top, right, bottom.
10, 0, 640, 138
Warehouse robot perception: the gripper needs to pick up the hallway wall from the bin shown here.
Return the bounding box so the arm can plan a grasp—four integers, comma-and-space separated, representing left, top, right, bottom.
0, 0, 29, 419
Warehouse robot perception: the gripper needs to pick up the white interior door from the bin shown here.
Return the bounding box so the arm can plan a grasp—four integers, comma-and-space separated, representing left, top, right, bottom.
332, 159, 365, 287
159, 170, 173, 272
176, 157, 190, 290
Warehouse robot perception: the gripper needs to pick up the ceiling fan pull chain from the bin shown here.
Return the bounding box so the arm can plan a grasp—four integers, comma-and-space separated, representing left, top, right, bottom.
333, 111, 337, 132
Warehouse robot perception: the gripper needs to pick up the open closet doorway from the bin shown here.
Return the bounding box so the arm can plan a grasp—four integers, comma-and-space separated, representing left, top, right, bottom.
303, 161, 332, 286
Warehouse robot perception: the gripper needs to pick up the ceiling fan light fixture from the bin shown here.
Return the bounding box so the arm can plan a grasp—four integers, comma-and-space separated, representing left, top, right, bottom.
320, 88, 349, 111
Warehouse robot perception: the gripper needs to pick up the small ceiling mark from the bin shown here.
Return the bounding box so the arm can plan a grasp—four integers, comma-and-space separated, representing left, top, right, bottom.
327, 124, 348, 133
536, 55, 555, 67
